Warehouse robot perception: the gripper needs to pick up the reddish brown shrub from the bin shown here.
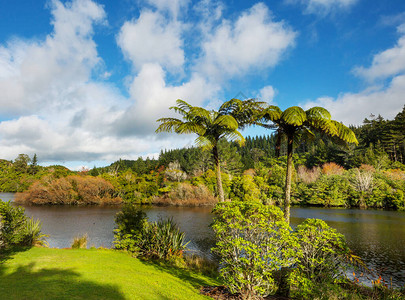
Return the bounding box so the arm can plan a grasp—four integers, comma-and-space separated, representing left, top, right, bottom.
15, 175, 122, 205
322, 162, 345, 175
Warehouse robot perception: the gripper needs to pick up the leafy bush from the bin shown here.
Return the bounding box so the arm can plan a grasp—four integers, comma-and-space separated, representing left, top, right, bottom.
114, 205, 188, 260
290, 218, 354, 298
212, 201, 298, 299
0, 201, 48, 250
0, 201, 27, 250
15, 175, 122, 205
71, 234, 88, 249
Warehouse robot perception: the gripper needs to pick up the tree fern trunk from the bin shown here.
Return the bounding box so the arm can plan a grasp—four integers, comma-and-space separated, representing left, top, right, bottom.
213, 145, 225, 202
284, 135, 294, 224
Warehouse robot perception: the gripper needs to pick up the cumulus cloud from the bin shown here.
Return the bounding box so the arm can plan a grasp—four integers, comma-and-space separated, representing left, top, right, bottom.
354, 24, 405, 81
117, 10, 184, 72
257, 85, 277, 103
197, 3, 296, 81
0, 0, 297, 164
0, 0, 105, 116
114, 63, 219, 137
304, 74, 405, 125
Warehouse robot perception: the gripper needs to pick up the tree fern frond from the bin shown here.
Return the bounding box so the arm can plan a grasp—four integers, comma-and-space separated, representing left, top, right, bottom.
307, 118, 338, 136
261, 105, 282, 122
281, 106, 307, 126
214, 115, 238, 130
306, 107, 332, 120
176, 122, 206, 135
195, 136, 214, 149
222, 130, 245, 146
190, 107, 212, 121
332, 121, 359, 144
155, 118, 183, 133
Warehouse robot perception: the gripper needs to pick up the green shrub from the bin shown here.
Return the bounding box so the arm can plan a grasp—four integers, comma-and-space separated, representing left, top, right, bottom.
212, 201, 298, 299
71, 234, 88, 249
290, 218, 353, 299
0, 201, 48, 250
114, 205, 147, 254
24, 218, 49, 247
140, 218, 189, 260
0, 201, 27, 250
114, 205, 188, 260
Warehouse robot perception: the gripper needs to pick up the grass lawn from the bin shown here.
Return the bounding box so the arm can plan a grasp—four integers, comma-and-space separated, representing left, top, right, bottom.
0, 247, 219, 300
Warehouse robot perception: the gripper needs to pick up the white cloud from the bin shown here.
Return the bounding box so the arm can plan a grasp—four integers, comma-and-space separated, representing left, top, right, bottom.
197, 3, 296, 81
117, 10, 184, 72
304, 74, 405, 125
257, 86, 277, 103
0, 0, 105, 116
354, 25, 405, 81
288, 0, 358, 15
114, 63, 219, 137
146, 0, 190, 18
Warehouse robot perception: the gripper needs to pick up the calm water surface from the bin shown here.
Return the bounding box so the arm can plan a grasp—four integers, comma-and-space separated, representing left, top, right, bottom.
1, 192, 404, 286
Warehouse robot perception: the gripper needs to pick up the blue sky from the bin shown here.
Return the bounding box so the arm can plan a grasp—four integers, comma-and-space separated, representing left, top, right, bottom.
0, 0, 404, 170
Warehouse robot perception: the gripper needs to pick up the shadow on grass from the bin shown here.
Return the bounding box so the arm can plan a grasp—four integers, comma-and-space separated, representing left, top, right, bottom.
0, 246, 31, 264
139, 258, 218, 289
0, 259, 125, 300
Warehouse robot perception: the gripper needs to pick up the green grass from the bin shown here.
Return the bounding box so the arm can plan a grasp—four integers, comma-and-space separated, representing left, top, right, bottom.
0, 247, 219, 300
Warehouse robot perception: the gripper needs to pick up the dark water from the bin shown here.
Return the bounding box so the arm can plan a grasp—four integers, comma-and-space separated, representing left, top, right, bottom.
1, 193, 404, 287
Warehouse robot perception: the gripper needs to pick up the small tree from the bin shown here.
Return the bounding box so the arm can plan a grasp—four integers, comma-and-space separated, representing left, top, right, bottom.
258, 106, 358, 223
157, 98, 263, 202
291, 219, 354, 298
212, 201, 298, 299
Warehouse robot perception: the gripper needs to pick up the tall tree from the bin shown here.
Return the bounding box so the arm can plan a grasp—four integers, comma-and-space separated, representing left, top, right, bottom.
156, 99, 262, 202
258, 106, 358, 223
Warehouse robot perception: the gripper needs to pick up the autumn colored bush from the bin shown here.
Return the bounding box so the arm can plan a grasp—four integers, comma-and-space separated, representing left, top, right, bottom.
322, 162, 345, 175
15, 175, 122, 205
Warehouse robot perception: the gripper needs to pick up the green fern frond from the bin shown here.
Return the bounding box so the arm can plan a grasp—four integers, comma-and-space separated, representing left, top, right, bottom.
306, 107, 332, 120
214, 115, 238, 130
307, 118, 338, 136
281, 106, 307, 126
155, 118, 183, 133
176, 122, 206, 135
261, 105, 282, 122
223, 130, 245, 146
195, 136, 214, 149
332, 121, 359, 144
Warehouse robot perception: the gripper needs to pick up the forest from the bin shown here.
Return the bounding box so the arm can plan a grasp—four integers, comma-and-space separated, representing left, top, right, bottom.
1, 106, 405, 210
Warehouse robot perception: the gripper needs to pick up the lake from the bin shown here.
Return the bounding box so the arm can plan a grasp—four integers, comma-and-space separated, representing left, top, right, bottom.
1, 192, 405, 287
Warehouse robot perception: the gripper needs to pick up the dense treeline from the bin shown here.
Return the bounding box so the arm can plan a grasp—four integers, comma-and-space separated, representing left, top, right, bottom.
2, 106, 405, 209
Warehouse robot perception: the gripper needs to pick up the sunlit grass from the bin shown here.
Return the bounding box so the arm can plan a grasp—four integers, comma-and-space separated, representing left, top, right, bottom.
0, 247, 218, 299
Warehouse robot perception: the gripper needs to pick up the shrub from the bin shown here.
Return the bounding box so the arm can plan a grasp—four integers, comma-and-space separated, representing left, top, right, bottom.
24, 218, 49, 247
71, 234, 88, 249
0, 201, 27, 250
15, 175, 122, 205
322, 162, 345, 175
212, 201, 298, 299
290, 218, 354, 298
0, 201, 48, 250
114, 205, 147, 254
114, 205, 188, 260
297, 165, 321, 184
